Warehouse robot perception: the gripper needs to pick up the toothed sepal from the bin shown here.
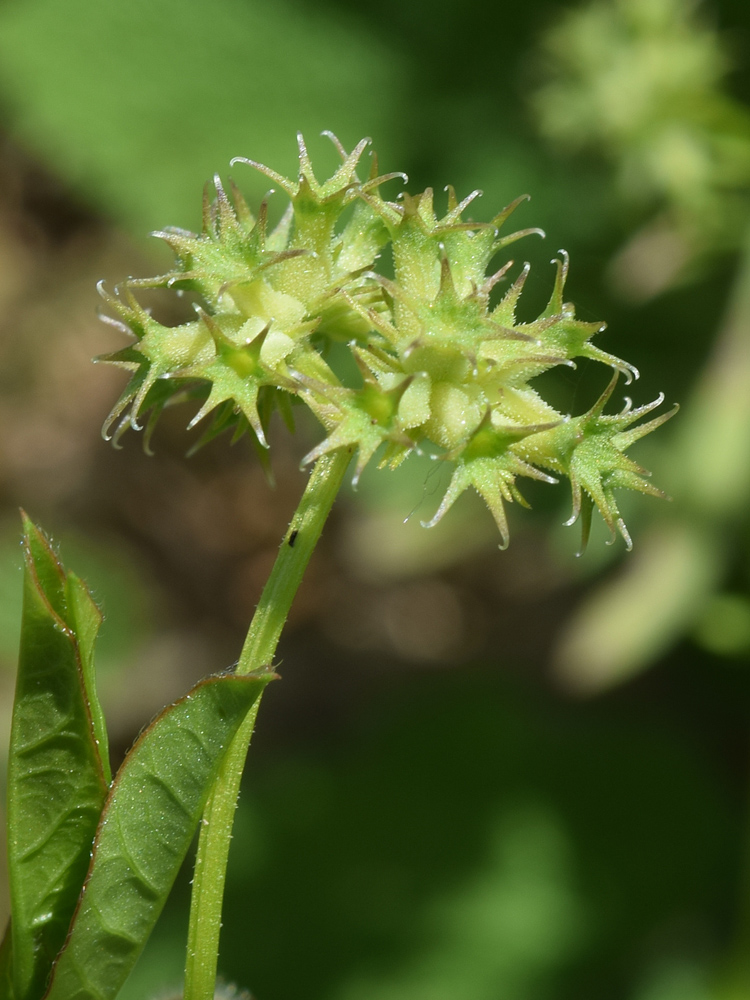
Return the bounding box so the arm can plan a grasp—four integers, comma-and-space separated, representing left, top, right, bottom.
300, 371, 415, 486
424, 414, 558, 547
520, 374, 677, 552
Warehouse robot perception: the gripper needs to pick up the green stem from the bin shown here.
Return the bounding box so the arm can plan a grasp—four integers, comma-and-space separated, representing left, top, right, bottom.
183, 448, 352, 1000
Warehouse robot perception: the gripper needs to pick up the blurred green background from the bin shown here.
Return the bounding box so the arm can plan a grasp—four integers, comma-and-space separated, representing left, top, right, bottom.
1, 0, 750, 997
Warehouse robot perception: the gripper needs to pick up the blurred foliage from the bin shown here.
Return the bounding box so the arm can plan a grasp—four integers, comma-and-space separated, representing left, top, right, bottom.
121, 671, 740, 1000
0, 0, 748, 998
534, 0, 750, 264
533, 0, 750, 694
0, 0, 405, 236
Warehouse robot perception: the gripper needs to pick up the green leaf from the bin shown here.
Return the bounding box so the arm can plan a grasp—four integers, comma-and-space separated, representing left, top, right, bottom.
44, 670, 272, 1000
7, 517, 111, 1000
64, 572, 111, 783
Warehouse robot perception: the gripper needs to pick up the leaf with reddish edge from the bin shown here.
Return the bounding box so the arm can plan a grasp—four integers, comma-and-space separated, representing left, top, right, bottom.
8, 516, 110, 1000
44, 669, 272, 1000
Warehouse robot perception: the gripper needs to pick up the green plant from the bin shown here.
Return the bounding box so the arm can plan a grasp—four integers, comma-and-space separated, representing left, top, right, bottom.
2, 134, 674, 1000
531, 0, 750, 694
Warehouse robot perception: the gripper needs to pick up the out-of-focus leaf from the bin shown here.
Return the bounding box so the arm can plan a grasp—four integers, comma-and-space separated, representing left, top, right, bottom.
674, 230, 750, 520
554, 226, 750, 688
0, 0, 405, 235
553, 521, 724, 692
694, 592, 750, 657
0, 525, 25, 670
631, 960, 714, 1000
8, 517, 110, 1000
0, 923, 14, 1000
44, 670, 272, 1000
532, 0, 750, 260
336, 804, 586, 1000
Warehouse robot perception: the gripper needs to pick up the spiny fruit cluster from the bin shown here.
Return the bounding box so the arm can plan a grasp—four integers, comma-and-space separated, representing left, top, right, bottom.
98, 133, 675, 551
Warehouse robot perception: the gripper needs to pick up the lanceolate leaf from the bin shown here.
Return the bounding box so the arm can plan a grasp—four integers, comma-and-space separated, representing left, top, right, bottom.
64, 572, 111, 782
7, 517, 110, 1000
44, 670, 272, 1000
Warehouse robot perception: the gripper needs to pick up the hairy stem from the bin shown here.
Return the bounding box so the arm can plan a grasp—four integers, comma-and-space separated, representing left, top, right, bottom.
183, 448, 352, 1000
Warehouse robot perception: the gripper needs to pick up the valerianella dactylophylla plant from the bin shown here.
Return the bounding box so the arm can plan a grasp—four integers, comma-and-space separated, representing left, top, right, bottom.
3, 134, 675, 1000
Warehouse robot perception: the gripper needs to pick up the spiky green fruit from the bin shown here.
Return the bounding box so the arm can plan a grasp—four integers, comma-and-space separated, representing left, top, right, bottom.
98, 133, 675, 550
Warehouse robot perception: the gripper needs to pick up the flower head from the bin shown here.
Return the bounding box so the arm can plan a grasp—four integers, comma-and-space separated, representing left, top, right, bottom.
98, 133, 675, 550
